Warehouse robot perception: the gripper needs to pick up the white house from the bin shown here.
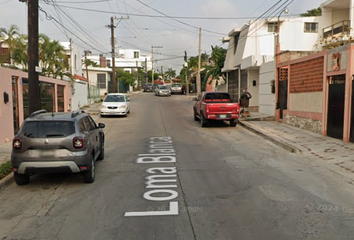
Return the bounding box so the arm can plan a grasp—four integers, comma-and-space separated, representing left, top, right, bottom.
84, 49, 152, 95
222, 15, 321, 115
61, 41, 94, 109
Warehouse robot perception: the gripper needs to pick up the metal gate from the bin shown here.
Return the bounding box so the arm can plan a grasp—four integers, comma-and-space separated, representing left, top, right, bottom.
277, 68, 288, 119
327, 75, 345, 139
350, 79, 354, 142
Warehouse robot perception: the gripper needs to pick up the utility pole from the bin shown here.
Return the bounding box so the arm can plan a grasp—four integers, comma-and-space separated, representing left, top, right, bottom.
197, 28, 202, 97
84, 50, 91, 102
161, 66, 164, 82
28, 0, 41, 113
145, 58, 148, 85
151, 46, 162, 84
184, 51, 189, 96
107, 17, 117, 93
106, 16, 128, 93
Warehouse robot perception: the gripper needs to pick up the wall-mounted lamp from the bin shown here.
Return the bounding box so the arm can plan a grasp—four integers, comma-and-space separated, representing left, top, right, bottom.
3, 92, 9, 104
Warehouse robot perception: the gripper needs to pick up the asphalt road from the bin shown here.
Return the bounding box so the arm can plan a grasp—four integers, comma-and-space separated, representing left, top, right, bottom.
1, 93, 354, 240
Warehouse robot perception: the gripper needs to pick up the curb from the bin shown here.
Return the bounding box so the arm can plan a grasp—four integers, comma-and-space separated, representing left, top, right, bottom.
0, 173, 13, 193
239, 120, 302, 154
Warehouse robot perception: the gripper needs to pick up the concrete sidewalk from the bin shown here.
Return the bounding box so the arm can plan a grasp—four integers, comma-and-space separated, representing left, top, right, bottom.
239, 117, 354, 181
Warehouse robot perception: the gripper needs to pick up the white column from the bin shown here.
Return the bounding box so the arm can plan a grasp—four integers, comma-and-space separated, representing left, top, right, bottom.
350, 0, 354, 34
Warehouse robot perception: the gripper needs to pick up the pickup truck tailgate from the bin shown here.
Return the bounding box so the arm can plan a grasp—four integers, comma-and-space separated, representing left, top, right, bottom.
205, 103, 239, 114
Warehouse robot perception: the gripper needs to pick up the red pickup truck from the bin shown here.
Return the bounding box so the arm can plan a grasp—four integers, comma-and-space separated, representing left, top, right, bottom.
193, 92, 240, 127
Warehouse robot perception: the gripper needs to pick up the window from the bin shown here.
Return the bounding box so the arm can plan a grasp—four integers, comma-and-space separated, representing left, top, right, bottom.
268, 22, 278, 33
23, 121, 75, 138
134, 51, 139, 58
97, 73, 106, 89
83, 117, 95, 131
40, 82, 54, 113
304, 22, 318, 33
57, 85, 65, 112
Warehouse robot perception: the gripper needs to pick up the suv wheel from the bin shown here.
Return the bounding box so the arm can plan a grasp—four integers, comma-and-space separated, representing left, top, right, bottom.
14, 172, 30, 185
97, 143, 104, 161
83, 156, 95, 183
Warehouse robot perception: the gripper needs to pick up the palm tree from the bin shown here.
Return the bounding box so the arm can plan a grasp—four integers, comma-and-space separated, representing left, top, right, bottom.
0, 24, 21, 64
164, 67, 176, 81
39, 34, 70, 79
201, 45, 227, 89
11, 35, 28, 70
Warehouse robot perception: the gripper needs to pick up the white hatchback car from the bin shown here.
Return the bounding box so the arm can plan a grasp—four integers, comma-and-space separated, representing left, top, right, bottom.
100, 93, 130, 117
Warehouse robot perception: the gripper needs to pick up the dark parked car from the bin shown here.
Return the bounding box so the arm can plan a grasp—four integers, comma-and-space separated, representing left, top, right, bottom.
11, 109, 105, 185
143, 83, 153, 92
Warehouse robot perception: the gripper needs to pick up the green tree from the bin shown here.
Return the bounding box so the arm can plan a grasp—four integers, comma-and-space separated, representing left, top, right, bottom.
85, 59, 99, 67
11, 35, 28, 70
39, 34, 69, 79
147, 70, 159, 82
0, 24, 21, 64
300, 7, 321, 17
201, 45, 227, 89
164, 67, 176, 81
116, 69, 136, 86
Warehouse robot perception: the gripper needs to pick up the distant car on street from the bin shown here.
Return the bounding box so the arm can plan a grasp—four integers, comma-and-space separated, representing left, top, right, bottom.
143, 83, 153, 92
100, 93, 130, 117
11, 109, 105, 185
154, 85, 171, 96
170, 83, 183, 94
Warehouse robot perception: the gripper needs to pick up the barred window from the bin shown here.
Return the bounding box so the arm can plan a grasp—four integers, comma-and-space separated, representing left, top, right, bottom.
97, 73, 106, 89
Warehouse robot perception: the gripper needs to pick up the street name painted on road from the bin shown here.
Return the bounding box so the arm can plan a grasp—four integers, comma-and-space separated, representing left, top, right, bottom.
124, 137, 179, 217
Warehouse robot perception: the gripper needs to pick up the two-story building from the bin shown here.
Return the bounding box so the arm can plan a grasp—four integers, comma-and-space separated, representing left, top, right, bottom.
222, 15, 320, 115
276, 0, 354, 143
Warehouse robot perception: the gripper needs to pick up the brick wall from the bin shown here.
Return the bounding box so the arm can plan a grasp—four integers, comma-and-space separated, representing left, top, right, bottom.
290, 57, 324, 93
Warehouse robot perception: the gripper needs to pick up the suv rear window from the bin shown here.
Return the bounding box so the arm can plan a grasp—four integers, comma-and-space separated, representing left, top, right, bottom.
172, 84, 181, 87
22, 121, 75, 138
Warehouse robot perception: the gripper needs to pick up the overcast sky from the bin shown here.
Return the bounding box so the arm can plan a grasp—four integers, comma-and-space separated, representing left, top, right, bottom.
0, 0, 324, 72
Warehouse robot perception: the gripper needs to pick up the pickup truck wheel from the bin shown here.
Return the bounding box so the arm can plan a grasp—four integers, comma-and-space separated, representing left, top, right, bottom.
230, 119, 237, 127
200, 113, 208, 127
194, 110, 198, 121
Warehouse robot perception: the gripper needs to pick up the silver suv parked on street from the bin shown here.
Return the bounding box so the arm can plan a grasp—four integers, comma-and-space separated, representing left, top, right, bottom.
11, 109, 105, 185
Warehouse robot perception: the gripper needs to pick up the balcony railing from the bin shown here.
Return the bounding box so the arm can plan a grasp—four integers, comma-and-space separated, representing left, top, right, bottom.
323, 20, 350, 38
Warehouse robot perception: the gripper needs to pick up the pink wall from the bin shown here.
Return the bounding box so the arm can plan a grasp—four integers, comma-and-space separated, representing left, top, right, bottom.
0, 66, 72, 144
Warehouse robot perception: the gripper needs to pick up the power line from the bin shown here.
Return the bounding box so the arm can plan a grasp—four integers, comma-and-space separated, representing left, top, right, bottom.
136, 0, 227, 35
41, 2, 111, 52
40, 3, 288, 21
38, 6, 107, 53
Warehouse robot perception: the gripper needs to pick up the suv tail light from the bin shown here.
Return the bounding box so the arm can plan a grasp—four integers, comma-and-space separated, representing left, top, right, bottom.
13, 138, 22, 150
73, 137, 84, 149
